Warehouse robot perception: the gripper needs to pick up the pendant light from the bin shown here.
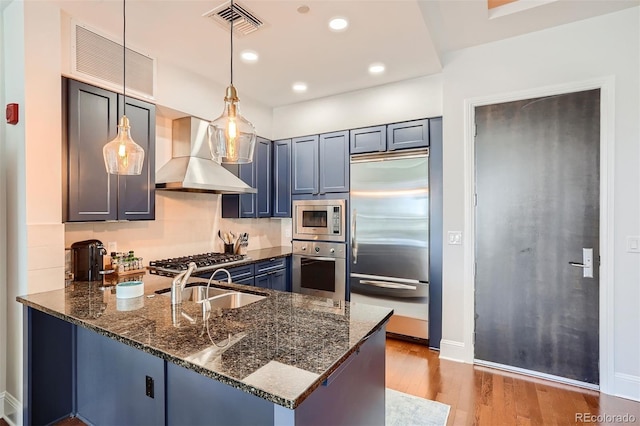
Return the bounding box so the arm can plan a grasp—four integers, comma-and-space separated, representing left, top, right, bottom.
103, 0, 145, 175
209, 0, 257, 164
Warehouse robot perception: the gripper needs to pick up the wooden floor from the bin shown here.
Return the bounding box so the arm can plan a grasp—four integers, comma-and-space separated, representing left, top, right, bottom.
3, 339, 639, 426
386, 338, 640, 425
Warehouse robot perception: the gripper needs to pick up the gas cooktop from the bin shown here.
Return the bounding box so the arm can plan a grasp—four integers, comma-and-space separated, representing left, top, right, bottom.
148, 252, 248, 276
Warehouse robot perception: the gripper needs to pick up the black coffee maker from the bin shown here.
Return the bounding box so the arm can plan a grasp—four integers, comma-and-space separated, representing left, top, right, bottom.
71, 239, 108, 281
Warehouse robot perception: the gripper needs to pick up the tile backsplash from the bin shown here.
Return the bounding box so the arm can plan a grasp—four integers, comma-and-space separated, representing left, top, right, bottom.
64, 190, 292, 265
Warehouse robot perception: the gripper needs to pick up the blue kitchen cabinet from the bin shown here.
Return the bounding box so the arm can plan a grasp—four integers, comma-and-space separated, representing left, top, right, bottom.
292, 135, 319, 194
349, 125, 386, 154
292, 132, 349, 195
272, 139, 292, 217
254, 257, 290, 291
64, 78, 156, 222
387, 118, 429, 150
319, 131, 349, 193
222, 137, 272, 218
256, 137, 273, 217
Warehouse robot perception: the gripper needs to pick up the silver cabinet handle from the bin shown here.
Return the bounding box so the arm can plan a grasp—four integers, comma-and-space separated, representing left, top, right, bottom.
360, 280, 417, 291
569, 248, 593, 278
351, 209, 358, 264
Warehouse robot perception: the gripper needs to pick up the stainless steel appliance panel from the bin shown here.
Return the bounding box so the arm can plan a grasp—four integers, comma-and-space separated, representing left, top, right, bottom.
350, 152, 429, 286
292, 240, 346, 300
293, 199, 346, 242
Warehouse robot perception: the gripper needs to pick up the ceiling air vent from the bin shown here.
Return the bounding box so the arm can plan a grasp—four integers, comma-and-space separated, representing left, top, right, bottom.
72, 21, 155, 99
203, 1, 264, 36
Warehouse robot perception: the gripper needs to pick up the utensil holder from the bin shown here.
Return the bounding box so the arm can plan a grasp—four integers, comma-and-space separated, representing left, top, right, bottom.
224, 243, 235, 254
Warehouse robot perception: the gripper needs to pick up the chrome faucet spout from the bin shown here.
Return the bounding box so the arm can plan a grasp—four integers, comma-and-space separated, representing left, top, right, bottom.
210, 268, 232, 284
171, 261, 197, 306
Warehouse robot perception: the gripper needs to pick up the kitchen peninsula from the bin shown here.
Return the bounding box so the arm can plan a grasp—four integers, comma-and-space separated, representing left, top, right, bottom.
17, 273, 392, 425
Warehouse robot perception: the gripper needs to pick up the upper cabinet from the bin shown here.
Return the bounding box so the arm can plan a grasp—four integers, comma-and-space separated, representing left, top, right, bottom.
222, 137, 272, 218
63, 78, 155, 222
272, 139, 292, 218
292, 131, 349, 195
349, 119, 429, 154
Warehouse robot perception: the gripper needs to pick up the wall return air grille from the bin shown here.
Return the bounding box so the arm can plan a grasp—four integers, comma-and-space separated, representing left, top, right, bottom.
72, 22, 155, 99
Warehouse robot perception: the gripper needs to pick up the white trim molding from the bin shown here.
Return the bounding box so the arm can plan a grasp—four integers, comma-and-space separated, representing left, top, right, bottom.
613, 373, 640, 401
463, 76, 616, 392
1, 390, 21, 426
439, 339, 468, 363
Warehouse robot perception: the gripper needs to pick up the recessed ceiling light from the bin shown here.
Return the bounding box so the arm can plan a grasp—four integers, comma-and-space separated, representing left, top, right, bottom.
292, 82, 308, 93
368, 63, 386, 75
297, 5, 310, 14
328, 17, 348, 32
240, 50, 259, 63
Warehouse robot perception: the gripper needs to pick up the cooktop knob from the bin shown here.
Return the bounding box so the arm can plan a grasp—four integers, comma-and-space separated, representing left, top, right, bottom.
330, 248, 335, 253
315, 247, 320, 253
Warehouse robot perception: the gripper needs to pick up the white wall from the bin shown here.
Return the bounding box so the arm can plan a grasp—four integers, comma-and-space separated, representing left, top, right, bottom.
272, 74, 443, 140
440, 8, 640, 400
3, 0, 27, 422
0, 0, 7, 419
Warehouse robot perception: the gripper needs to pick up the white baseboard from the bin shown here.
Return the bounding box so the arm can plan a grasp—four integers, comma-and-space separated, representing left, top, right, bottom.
439, 339, 467, 363
613, 372, 640, 402
1, 391, 21, 426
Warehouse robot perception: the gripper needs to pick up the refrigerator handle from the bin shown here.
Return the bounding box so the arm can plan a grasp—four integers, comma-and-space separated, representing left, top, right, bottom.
351, 209, 358, 264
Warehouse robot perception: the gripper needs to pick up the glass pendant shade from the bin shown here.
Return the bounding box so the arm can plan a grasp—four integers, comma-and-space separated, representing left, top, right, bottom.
103, 116, 145, 175
209, 85, 256, 164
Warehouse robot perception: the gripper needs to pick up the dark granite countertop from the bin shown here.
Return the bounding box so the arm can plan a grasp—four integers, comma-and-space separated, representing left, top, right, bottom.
17, 270, 392, 409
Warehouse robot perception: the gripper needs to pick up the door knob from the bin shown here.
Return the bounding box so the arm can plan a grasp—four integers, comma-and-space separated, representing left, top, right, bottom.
569, 248, 593, 278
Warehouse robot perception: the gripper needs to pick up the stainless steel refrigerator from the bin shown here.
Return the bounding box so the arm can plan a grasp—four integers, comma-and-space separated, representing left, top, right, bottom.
349, 150, 429, 340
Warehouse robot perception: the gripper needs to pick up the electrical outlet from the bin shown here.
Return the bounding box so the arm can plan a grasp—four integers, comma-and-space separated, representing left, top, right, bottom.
107, 241, 117, 254
448, 231, 462, 245
628, 236, 640, 253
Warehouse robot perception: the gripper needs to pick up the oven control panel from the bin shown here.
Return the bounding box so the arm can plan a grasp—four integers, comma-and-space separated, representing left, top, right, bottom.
292, 241, 346, 259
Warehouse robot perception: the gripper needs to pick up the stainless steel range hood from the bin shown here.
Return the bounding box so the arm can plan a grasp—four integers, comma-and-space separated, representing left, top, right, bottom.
156, 116, 256, 194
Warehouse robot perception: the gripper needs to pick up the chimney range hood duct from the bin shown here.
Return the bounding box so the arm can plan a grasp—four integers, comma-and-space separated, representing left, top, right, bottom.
155, 116, 257, 194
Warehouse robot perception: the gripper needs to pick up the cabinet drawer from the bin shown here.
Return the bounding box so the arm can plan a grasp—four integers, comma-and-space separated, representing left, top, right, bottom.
197, 264, 255, 281
255, 257, 287, 275
234, 276, 255, 286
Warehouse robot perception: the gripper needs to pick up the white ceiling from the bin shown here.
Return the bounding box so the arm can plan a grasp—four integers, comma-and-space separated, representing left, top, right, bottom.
52, 0, 639, 108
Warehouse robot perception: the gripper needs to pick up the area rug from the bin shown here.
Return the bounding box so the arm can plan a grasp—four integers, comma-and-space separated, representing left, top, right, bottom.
386, 388, 450, 426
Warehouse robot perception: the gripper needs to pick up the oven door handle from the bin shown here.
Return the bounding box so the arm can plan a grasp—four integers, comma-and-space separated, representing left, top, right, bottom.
351, 209, 358, 264
359, 280, 417, 291
299, 256, 337, 262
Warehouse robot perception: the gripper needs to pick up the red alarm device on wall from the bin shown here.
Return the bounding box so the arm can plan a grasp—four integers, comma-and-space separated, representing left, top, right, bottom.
6, 103, 18, 125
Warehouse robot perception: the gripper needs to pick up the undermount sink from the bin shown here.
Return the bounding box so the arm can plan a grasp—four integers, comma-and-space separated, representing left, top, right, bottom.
156, 285, 230, 302
203, 292, 266, 310
156, 283, 267, 309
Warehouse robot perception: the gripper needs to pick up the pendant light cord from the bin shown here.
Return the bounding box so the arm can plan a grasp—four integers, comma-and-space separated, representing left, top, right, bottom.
230, 0, 234, 86
123, 0, 127, 115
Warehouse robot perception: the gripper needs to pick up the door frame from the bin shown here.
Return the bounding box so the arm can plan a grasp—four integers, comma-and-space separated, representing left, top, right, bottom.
462, 77, 615, 392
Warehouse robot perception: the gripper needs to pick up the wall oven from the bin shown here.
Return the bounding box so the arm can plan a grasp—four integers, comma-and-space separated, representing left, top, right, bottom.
292, 241, 346, 300
293, 199, 346, 242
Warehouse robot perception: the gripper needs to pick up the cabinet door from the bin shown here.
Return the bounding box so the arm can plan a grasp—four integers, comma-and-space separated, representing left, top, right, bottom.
349, 125, 386, 154
272, 139, 291, 217
117, 95, 156, 220
222, 162, 256, 218
254, 273, 271, 290
319, 131, 349, 193
270, 269, 288, 292
292, 135, 319, 194
387, 119, 429, 151
65, 79, 118, 221
256, 137, 272, 217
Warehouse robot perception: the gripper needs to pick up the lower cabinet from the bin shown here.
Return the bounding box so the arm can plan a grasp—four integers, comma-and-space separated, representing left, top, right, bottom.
196, 256, 290, 292
254, 257, 289, 292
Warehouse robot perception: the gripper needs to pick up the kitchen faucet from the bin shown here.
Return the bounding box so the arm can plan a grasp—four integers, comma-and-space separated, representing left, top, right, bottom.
171, 261, 197, 306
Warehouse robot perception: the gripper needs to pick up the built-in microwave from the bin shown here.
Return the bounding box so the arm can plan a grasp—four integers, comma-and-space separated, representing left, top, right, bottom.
292, 199, 346, 242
